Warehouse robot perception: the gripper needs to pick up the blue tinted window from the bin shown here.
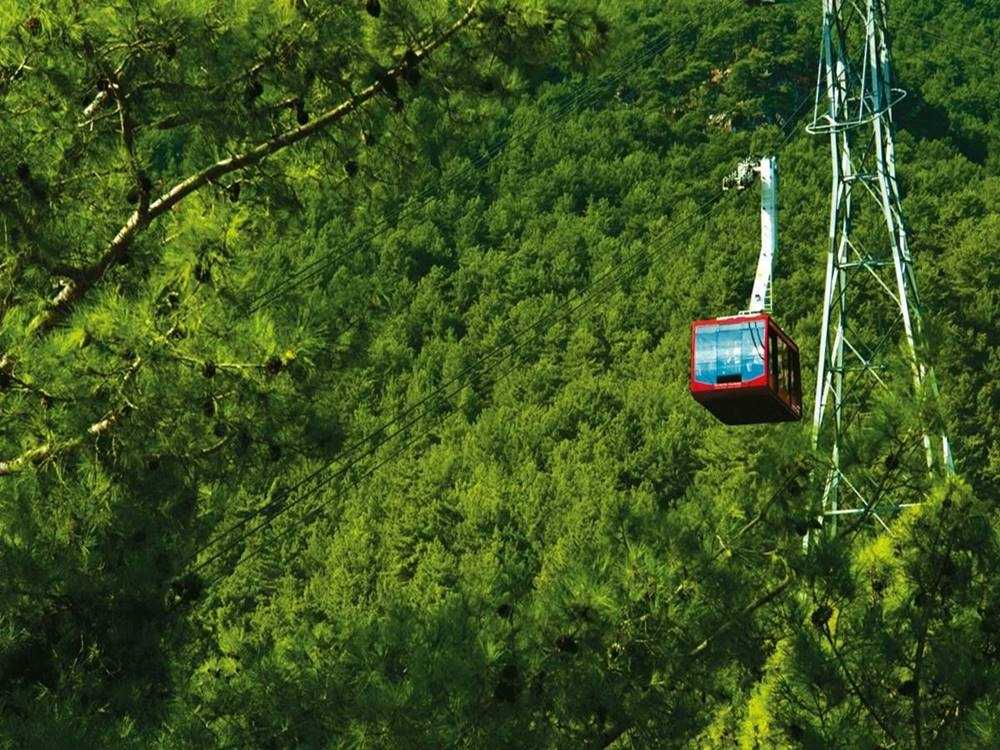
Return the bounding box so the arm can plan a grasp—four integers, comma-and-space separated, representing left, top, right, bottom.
693, 321, 765, 385
717, 326, 742, 379
743, 323, 765, 380
694, 325, 718, 384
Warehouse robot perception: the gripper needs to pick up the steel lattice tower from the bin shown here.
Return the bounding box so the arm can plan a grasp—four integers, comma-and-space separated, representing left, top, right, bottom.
808, 0, 954, 533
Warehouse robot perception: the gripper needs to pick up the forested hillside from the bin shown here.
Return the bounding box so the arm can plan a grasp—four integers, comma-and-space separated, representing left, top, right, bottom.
1, 0, 998, 747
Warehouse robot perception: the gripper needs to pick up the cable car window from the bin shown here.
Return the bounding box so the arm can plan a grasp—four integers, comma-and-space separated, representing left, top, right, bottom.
693, 321, 765, 385
694, 325, 718, 385
717, 326, 743, 382
690, 314, 803, 425
743, 324, 766, 379
785, 345, 793, 400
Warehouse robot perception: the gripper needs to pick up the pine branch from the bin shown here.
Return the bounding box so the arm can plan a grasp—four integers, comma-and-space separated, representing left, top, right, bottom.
150, 95, 302, 132
80, 62, 126, 120
0, 56, 32, 98
823, 625, 899, 744
29, 2, 481, 336
687, 572, 794, 659
7, 370, 72, 404
109, 75, 151, 218
0, 357, 141, 477
598, 573, 795, 749
912, 503, 957, 749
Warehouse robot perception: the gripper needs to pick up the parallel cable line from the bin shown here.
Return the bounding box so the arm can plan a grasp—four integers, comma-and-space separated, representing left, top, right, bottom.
191, 189, 728, 584
187, 95, 817, 587
187, 0, 751, 567
775, 91, 813, 150
892, 16, 999, 66
182, 16, 821, 589
245, 0, 747, 313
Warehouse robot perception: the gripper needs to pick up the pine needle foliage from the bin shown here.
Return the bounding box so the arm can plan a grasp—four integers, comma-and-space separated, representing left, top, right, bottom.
1, 0, 998, 746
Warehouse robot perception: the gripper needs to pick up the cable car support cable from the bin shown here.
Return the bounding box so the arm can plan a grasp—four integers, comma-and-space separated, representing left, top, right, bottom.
178, 36, 826, 594
245, 0, 747, 313
187, 190, 727, 581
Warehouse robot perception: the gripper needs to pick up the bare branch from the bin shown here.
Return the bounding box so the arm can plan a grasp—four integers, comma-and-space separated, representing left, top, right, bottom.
82, 88, 111, 119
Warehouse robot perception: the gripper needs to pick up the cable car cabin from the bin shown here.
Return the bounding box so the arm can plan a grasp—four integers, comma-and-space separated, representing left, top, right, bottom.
690, 313, 802, 425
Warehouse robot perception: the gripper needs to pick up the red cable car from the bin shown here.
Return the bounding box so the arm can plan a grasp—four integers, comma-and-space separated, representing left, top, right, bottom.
689, 313, 802, 424
689, 156, 802, 425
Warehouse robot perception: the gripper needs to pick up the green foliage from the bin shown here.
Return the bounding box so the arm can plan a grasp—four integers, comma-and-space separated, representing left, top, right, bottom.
1, 0, 998, 747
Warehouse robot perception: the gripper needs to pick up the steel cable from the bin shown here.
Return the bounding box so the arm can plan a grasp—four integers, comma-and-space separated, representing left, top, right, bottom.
245, 0, 748, 313
179, 10, 821, 590
191, 189, 728, 585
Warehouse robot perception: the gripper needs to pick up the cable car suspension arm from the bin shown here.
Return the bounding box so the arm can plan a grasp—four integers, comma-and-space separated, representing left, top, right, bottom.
723, 156, 778, 315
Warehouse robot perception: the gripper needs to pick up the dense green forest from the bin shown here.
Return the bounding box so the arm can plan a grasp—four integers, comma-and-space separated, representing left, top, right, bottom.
1, 0, 998, 746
